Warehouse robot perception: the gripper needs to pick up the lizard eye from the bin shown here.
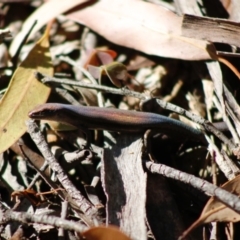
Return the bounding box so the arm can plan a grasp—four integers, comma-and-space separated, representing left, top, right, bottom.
45, 109, 55, 117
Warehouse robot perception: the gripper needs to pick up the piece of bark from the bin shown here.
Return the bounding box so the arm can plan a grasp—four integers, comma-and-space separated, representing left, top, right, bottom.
182, 14, 240, 47
101, 133, 146, 240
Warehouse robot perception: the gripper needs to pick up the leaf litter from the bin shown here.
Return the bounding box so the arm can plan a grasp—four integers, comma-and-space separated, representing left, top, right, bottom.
1, 1, 240, 240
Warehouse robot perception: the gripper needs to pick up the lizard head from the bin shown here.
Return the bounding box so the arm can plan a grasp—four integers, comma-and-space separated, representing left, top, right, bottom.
28, 103, 64, 121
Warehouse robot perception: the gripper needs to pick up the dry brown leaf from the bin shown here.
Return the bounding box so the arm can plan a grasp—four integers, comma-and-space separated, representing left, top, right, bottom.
9, 0, 90, 56
88, 62, 128, 88
0, 27, 52, 154
81, 226, 131, 240
11, 189, 42, 206
66, 0, 211, 60
180, 175, 240, 239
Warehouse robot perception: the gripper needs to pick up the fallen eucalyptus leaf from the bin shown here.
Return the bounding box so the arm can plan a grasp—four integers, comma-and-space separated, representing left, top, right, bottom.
66, 0, 211, 60
0, 26, 52, 153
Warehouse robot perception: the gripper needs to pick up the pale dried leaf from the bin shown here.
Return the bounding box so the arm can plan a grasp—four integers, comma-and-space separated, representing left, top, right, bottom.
9, 0, 90, 56
66, 0, 211, 60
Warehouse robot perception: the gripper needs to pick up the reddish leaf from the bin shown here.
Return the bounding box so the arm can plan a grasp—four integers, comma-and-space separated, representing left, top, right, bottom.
81, 226, 131, 240
84, 49, 117, 68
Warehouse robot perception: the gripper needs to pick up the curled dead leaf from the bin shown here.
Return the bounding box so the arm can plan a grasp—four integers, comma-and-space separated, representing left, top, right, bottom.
180, 174, 240, 239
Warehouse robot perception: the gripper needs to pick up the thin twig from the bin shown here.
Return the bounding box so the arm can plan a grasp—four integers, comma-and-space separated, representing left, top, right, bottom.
213, 96, 239, 144
224, 85, 240, 123
34, 72, 235, 150
155, 99, 236, 149
26, 120, 99, 224
27, 164, 48, 190
58, 201, 69, 238
35, 72, 146, 100
18, 144, 63, 193
144, 160, 240, 214
221, 150, 240, 178
3, 210, 88, 233
59, 56, 98, 84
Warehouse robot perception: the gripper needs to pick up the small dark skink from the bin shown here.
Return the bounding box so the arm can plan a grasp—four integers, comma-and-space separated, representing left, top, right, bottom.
28, 103, 205, 144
